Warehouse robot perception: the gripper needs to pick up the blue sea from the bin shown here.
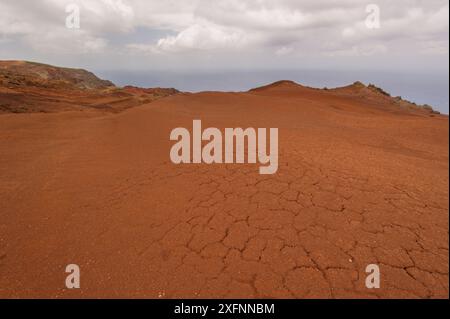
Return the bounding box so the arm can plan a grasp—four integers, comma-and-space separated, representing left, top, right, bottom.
97, 69, 449, 114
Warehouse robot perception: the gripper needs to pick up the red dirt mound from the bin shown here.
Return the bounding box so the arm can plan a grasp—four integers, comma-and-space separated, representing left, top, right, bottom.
0, 62, 448, 299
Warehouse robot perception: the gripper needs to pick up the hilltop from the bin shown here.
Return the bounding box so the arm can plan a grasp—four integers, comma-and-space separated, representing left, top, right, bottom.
249, 80, 440, 116
0, 61, 179, 113
0, 60, 114, 90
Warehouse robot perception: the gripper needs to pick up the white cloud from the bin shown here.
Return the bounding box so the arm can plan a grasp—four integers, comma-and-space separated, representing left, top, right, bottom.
154, 22, 248, 52
324, 44, 388, 57
275, 46, 294, 56
24, 29, 108, 54
76, 0, 136, 33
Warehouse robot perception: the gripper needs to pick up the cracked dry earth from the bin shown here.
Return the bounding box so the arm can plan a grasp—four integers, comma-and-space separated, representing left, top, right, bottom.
0, 84, 448, 298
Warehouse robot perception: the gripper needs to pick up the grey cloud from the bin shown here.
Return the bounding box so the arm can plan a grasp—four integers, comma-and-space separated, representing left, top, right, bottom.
0, 0, 447, 70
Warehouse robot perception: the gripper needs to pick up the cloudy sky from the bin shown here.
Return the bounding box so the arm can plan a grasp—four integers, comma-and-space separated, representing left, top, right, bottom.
0, 0, 448, 72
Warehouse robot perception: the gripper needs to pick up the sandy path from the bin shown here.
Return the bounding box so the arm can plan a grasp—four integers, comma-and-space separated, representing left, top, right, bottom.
0, 89, 448, 298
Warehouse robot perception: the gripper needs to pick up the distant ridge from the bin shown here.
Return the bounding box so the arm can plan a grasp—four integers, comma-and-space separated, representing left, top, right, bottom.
0, 60, 178, 113
0, 60, 114, 90
249, 80, 440, 115
0, 60, 441, 115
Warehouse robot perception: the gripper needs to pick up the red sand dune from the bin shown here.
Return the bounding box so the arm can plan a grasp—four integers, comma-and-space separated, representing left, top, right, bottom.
0, 62, 448, 298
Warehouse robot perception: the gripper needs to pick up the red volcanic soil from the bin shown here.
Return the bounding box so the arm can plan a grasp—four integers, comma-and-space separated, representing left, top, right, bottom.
0, 62, 448, 298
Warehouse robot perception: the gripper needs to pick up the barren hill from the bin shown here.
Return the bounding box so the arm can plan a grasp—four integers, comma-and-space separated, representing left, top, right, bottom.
0, 61, 179, 113
0, 60, 114, 90
249, 80, 440, 116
